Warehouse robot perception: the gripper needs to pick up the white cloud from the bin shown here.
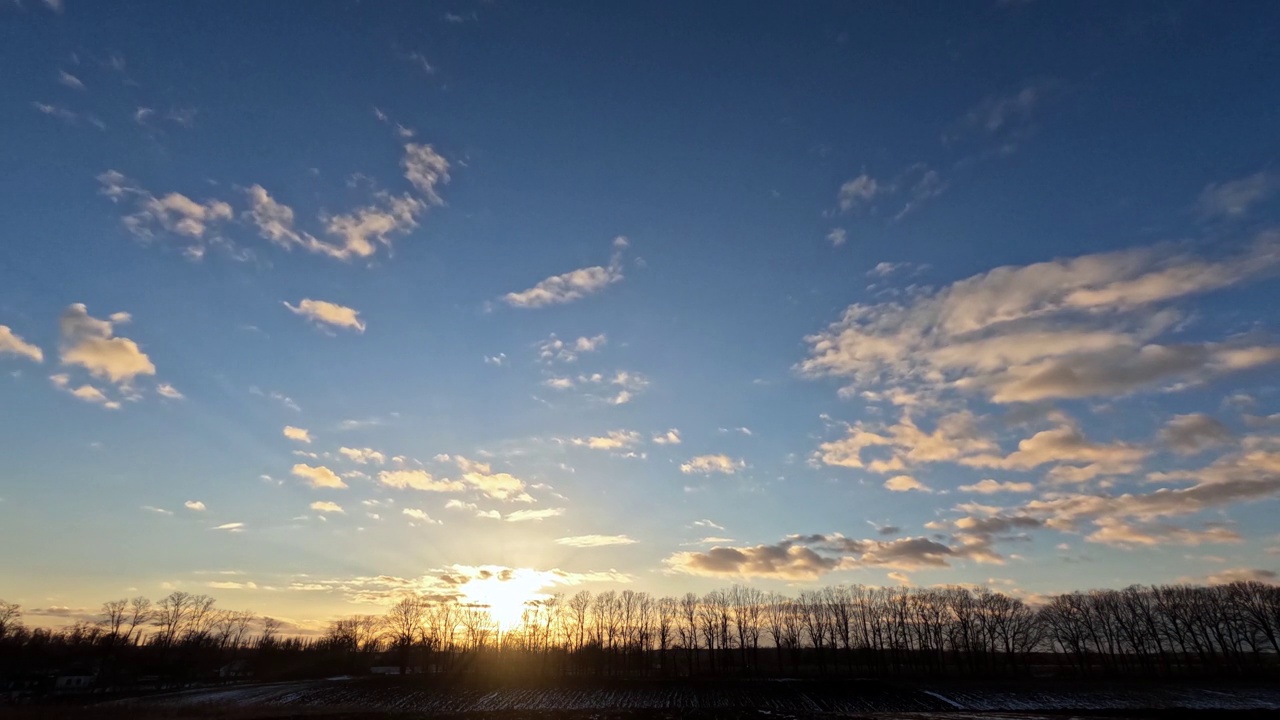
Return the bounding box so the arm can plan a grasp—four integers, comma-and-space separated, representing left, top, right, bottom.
284, 299, 366, 333
680, 454, 745, 475
58, 70, 84, 90
653, 429, 682, 445
141, 505, 172, 515
799, 233, 1280, 406
827, 228, 847, 247
962, 85, 1040, 134
156, 383, 184, 400
213, 522, 245, 532
310, 501, 345, 514
571, 430, 642, 451
958, 479, 1035, 494
379, 469, 465, 493
402, 143, 451, 205
49, 373, 121, 410
32, 102, 77, 123
555, 534, 636, 547
838, 174, 879, 212
184, 500, 206, 512
291, 463, 348, 489
1198, 171, 1276, 219
339, 447, 386, 464
538, 333, 607, 362
97, 171, 234, 258
283, 425, 312, 443
0, 326, 43, 363
504, 507, 565, 522
321, 193, 425, 260
58, 303, 155, 386
884, 475, 930, 492
502, 239, 626, 308
403, 508, 441, 524
449, 455, 534, 502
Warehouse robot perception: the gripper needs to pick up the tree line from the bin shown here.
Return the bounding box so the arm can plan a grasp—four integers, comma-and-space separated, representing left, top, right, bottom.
2, 580, 1278, 690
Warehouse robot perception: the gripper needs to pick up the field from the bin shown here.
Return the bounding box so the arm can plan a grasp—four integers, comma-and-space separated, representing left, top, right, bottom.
17, 676, 1272, 719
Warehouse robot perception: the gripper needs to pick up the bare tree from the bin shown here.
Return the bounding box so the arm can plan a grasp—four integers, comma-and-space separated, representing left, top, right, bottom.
0, 600, 22, 640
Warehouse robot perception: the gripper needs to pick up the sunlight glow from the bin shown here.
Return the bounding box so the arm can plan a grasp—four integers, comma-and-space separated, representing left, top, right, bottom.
457, 568, 551, 630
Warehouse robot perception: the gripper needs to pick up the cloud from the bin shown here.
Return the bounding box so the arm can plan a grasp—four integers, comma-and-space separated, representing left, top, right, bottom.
838, 174, 879, 212
403, 508, 441, 524
958, 479, 1035, 494
141, 505, 172, 515
680, 454, 745, 475
213, 522, 245, 532
32, 102, 78, 123
156, 383, 184, 400
402, 144, 451, 205
666, 541, 838, 580
667, 528, 1019, 581
799, 232, 1280, 406
827, 228, 847, 247
884, 475, 930, 492
693, 518, 725, 530
243, 144, 447, 261
283, 425, 312, 443
207, 581, 257, 590
572, 430, 642, 451
960, 423, 1148, 483
320, 193, 425, 260
49, 373, 120, 410
310, 501, 345, 514
538, 333, 607, 362
1160, 413, 1232, 455
291, 463, 348, 489
0, 326, 43, 363
378, 469, 465, 493
242, 185, 326, 253
339, 447, 386, 464
58, 70, 85, 90
965, 86, 1040, 134
653, 429, 682, 445
449, 455, 534, 502
184, 500, 206, 512
1205, 567, 1278, 585
1198, 171, 1276, 219
284, 299, 366, 333
97, 171, 234, 258
502, 239, 627, 308
504, 508, 564, 522
555, 534, 637, 547
251, 386, 301, 412
59, 303, 156, 386
816, 412, 995, 473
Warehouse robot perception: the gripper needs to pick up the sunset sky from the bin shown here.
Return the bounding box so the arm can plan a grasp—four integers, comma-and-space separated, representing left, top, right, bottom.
3, 1, 1280, 631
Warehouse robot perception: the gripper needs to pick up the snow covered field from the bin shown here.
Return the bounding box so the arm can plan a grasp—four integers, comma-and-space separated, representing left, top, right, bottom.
127, 677, 1280, 716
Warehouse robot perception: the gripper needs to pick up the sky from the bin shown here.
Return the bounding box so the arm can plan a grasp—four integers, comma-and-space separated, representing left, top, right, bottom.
3, 0, 1280, 631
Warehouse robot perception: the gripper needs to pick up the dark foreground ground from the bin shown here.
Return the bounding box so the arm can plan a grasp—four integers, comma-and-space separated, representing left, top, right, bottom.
11, 677, 1280, 720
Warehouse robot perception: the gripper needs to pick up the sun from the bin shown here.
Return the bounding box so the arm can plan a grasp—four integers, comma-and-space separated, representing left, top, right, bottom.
458, 569, 548, 630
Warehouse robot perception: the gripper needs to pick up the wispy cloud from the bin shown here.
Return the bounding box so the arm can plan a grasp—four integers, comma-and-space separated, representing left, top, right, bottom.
555, 534, 636, 547
502, 238, 627, 308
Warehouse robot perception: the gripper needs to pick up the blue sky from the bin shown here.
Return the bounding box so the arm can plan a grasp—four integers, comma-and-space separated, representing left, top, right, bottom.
3, 0, 1280, 629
